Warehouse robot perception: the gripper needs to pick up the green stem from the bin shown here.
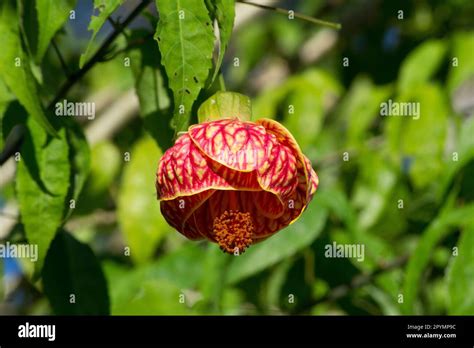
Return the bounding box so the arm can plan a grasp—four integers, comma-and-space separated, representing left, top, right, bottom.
218, 73, 226, 92
47, 0, 153, 109
237, 0, 341, 30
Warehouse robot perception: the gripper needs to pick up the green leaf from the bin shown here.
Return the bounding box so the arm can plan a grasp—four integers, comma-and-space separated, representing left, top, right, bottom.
198, 91, 252, 123
227, 196, 328, 284
105, 244, 205, 292
155, 0, 215, 132
271, 15, 304, 57
210, 0, 235, 83
386, 84, 448, 189
64, 121, 90, 219
439, 116, 474, 199
227, 21, 267, 87
352, 151, 397, 230
447, 226, 474, 314
402, 203, 474, 314
0, 0, 57, 136
43, 231, 110, 315
253, 69, 342, 156
117, 136, 170, 264
0, 77, 15, 150
113, 278, 193, 315
16, 118, 70, 272
74, 140, 121, 214
447, 31, 474, 94
104, 244, 205, 314
143, 243, 205, 288
283, 69, 342, 157
336, 76, 392, 148
86, 141, 121, 194
129, 33, 173, 150
35, 0, 76, 62
252, 81, 292, 120
0, 102, 27, 161
79, 0, 124, 68
199, 245, 233, 312
397, 40, 447, 95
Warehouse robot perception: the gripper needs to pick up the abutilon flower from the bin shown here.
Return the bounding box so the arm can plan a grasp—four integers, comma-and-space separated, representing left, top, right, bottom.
156, 118, 318, 254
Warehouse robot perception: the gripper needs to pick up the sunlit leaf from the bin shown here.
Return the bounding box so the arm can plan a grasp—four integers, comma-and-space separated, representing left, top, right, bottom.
199, 245, 233, 312
386, 84, 448, 189
16, 118, 70, 272
227, 21, 267, 87
79, 0, 124, 68
352, 151, 397, 230
130, 33, 173, 151
283, 70, 342, 157
104, 244, 205, 314
0, 0, 57, 136
397, 40, 446, 95
447, 225, 474, 314
155, 0, 215, 132
64, 121, 90, 219
80, 141, 120, 197
35, 0, 76, 62
402, 203, 474, 314
0, 77, 15, 150
447, 31, 474, 94
439, 116, 474, 199
117, 136, 170, 264
112, 278, 193, 315
336, 76, 392, 148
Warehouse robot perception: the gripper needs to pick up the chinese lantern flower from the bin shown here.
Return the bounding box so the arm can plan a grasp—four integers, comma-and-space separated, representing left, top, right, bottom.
156, 96, 318, 254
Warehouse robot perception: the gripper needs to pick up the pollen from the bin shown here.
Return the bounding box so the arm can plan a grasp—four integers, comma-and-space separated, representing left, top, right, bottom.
213, 210, 254, 254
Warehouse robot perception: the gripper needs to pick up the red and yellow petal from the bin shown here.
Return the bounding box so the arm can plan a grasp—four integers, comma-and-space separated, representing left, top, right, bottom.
157, 117, 318, 250
253, 190, 285, 218
160, 189, 215, 235
183, 212, 207, 240
208, 161, 261, 191
256, 134, 298, 202
188, 119, 273, 172
256, 118, 307, 175
157, 133, 232, 200
256, 118, 315, 206
303, 155, 319, 199
252, 171, 308, 240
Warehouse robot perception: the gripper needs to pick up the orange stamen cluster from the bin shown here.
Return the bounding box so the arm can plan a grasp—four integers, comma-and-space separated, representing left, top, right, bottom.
213, 210, 254, 254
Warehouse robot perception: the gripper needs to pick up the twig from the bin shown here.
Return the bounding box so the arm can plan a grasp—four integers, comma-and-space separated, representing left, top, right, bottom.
237, 0, 341, 30
47, 0, 152, 109
107, 16, 121, 30
292, 254, 409, 314
218, 73, 226, 92
103, 32, 154, 61
0, 0, 152, 165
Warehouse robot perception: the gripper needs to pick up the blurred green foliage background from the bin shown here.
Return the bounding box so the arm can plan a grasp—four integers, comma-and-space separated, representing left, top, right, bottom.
1, 0, 474, 315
